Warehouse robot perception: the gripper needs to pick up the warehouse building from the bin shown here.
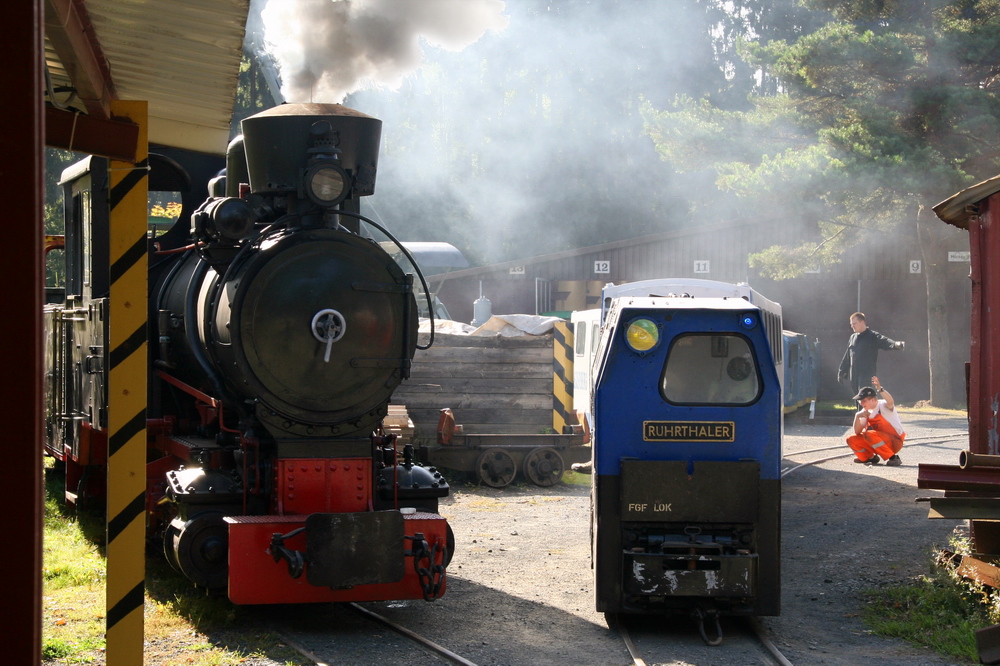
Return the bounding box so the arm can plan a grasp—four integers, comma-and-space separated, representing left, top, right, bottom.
433, 218, 971, 405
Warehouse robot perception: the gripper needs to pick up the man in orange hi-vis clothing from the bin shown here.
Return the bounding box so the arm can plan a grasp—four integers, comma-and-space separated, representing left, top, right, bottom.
846, 376, 904, 467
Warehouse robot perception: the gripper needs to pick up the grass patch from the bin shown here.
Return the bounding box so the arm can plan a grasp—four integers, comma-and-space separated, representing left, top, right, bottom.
814, 400, 967, 416
561, 470, 591, 487
814, 400, 858, 412
900, 402, 968, 416
862, 567, 986, 662
862, 529, 998, 664
42, 462, 306, 666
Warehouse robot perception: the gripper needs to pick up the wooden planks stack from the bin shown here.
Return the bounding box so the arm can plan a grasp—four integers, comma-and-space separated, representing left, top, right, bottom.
384, 404, 415, 446
393, 332, 556, 440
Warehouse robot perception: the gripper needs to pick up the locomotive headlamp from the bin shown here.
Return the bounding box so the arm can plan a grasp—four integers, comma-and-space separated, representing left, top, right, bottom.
740, 313, 757, 329
193, 196, 256, 242
625, 318, 659, 353
304, 162, 350, 207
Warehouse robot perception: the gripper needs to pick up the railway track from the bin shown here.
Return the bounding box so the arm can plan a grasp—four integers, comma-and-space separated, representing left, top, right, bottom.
781, 432, 968, 478
612, 613, 794, 666
273, 602, 477, 665
264, 427, 969, 666
277, 604, 795, 666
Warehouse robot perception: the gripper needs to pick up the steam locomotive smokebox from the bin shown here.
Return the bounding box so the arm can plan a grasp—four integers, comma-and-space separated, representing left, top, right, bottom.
240, 103, 382, 196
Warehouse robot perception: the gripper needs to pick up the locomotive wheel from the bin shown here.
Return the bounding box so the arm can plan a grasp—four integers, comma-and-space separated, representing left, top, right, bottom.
523, 447, 565, 487
162, 519, 183, 574
166, 512, 229, 590
444, 521, 456, 568
476, 448, 517, 488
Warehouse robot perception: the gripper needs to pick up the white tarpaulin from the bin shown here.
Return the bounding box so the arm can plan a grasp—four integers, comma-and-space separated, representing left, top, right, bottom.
418, 318, 477, 334
418, 314, 563, 337
470, 314, 564, 337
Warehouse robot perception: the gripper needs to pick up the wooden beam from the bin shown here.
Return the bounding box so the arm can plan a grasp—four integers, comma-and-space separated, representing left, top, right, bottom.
4, 0, 45, 663
925, 497, 1000, 520
958, 554, 1000, 587
44, 0, 115, 119
45, 106, 139, 162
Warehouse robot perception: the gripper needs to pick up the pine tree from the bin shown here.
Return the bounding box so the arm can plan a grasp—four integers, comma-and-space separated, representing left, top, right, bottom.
644, 0, 1000, 406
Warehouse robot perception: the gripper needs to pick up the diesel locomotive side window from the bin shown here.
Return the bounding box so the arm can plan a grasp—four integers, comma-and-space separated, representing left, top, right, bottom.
661, 334, 760, 405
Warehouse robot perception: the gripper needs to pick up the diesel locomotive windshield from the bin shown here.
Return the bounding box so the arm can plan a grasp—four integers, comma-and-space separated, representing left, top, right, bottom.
660, 333, 761, 405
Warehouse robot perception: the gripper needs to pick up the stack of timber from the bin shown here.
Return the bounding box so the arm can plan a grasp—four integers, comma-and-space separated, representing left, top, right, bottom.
391, 330, 589, 487
383, 404, 415, 446
394, 331, 557, 439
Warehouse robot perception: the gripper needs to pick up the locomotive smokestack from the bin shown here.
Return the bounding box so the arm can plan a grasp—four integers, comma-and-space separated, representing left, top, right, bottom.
240, 103, 382, 200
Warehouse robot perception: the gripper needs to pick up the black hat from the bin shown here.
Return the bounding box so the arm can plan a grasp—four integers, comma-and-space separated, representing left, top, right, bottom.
853, 386, 878, 401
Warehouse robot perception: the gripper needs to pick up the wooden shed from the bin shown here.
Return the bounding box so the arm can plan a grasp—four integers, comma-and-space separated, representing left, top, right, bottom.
934, 175, 1000, 454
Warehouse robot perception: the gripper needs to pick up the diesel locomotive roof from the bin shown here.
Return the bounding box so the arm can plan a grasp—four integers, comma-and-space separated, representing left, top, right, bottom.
606, 295, 759, 314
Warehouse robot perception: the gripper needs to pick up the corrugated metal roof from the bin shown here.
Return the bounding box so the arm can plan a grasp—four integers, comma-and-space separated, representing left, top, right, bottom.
45, 0, 249, 155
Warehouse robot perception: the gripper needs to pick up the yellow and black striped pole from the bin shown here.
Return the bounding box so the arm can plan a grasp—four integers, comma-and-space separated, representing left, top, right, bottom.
552, 321, 575, 431
106, 100, 148, 665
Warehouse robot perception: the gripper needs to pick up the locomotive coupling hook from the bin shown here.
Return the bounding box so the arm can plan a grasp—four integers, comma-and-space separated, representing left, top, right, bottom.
269, 528, 306, 579
693, 607, 723, 646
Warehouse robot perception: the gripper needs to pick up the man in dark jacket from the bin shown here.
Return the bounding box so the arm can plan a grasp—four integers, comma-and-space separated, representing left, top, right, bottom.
838, 312, 904, 399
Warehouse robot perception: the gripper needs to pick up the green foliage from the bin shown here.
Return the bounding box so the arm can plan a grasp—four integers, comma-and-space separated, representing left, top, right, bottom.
645, 0, 1000, 280
748, 237, 842, 279
45, 148, 81, 288
232, 51, 280, 137
40, 639, 75, 660
42, 635, 107, 663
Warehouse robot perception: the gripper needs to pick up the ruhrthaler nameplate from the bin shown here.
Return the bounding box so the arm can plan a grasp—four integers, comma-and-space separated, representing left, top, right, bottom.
643, 421, 735, 442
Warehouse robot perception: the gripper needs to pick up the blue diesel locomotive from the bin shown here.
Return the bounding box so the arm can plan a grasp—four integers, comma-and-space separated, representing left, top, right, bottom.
589, 295, 781, 640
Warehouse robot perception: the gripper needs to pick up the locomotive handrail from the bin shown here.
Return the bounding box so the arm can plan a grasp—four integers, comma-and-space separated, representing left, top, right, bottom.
335, 209, 437, 351
153, 240, 200, 255
155, 369, 220, 408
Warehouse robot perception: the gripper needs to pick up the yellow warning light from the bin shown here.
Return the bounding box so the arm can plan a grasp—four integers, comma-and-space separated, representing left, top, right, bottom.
625, 318, 659, 353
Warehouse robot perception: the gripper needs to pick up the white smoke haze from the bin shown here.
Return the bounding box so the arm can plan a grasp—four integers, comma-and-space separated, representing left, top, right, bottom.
245, 0, 731, 266
257, 0, 509, 103
344, 1, 724, 265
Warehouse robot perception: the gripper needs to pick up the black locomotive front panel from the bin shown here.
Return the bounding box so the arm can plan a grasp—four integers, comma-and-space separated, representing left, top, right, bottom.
157, 226, 417, 439
616, 460, 762, 613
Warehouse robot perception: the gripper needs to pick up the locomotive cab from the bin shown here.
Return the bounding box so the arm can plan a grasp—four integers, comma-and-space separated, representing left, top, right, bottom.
590, 296, 782, 626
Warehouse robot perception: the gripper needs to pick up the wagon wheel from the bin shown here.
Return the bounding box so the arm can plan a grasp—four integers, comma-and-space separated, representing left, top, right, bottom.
523, 447, 565, 487
476, 448, 517, 488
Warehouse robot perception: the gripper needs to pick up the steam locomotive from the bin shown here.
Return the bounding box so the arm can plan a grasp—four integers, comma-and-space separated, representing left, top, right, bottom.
589, 293, 781, 643
44, 103, 454, 604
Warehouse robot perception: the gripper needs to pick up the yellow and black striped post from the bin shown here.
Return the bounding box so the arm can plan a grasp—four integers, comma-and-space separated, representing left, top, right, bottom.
552, 321, 575, 431
106, 100, 148, 665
